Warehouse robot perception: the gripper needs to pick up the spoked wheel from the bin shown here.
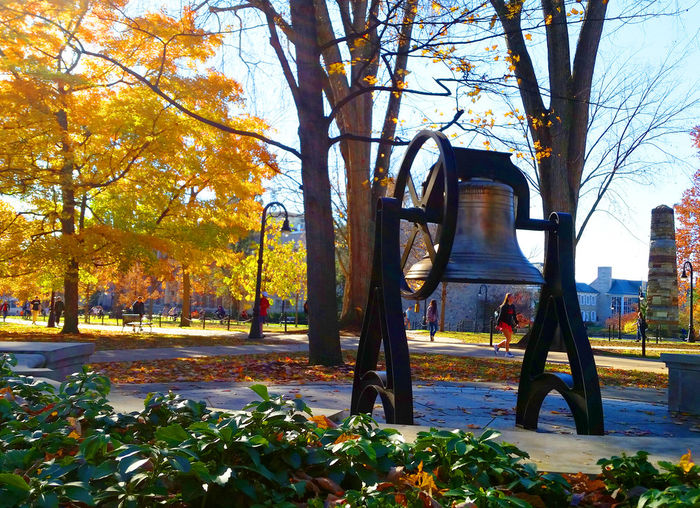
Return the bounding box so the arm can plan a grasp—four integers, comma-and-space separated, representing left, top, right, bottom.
393, 130, 458, 300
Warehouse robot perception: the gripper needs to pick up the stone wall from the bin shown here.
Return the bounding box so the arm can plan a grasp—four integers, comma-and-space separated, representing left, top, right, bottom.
403, 282, 539, 332
646, 205, 679, 335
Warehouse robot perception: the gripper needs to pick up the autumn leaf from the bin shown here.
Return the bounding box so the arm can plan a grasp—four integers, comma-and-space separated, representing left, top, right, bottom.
680, 449, 695, 473
308, 415, 338, 429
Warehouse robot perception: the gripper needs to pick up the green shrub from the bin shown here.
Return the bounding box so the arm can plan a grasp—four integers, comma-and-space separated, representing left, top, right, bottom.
0, 353, 698, 507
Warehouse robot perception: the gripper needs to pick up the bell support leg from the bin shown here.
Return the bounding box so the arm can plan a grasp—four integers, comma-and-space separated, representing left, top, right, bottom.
516, 213, 604, 435
351, 198, 414, 424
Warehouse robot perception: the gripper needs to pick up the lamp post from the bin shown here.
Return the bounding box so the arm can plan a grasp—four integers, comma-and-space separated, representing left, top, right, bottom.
477, 284, 488, 332
611, 299, 621, 340
681, 261, 695, 343
248, 202, 291, 339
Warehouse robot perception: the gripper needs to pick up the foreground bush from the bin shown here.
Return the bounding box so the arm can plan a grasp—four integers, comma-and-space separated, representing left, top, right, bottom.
0, 354, 698, 507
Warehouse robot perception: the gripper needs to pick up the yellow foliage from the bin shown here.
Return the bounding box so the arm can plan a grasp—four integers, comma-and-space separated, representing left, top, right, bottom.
680, 450, 695, 473
329, 62, 347, 75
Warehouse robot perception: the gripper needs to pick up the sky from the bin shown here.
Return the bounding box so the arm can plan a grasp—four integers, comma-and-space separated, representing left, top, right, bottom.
217, 1, 700, 286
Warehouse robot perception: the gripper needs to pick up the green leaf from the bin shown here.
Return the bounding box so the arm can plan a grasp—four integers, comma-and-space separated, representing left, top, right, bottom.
64, 483, 95, 506
480, 429, 501, 442
37, 492, 59, 508
155, 424, 189, 446
0, 473, 30, 492
125, 458, 151, 475
168, 455, 192, 473
249, 384, 270, 401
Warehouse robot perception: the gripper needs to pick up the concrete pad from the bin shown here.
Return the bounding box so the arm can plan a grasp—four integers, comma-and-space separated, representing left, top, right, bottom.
383, 424, 700, 474
0, 342, 95, 380
13, 353, 45, 368
661, 353, 700, 414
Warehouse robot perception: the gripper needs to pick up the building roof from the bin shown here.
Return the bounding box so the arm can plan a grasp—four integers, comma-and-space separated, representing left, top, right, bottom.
576, 282, 598, 294
608, 279, 643, 296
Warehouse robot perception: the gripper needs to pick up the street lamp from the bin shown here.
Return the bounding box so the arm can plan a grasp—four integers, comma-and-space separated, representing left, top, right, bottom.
477, 284, 488, 332
611, 299, 621, 340
248, 202, 291, 339
681, 261, 695, 343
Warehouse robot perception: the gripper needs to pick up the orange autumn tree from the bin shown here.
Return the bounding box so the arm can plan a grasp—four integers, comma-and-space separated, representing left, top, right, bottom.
0, 1, 272, 332
675, 127, 700, 326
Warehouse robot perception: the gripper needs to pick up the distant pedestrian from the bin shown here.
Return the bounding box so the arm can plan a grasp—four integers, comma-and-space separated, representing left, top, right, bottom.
426, 299, 438, 342
403, 311, 410, 330
1, 301, 7, 322
494, 293, 517, 358
30, 296, 41, 325
168, 306, 177, 321
636, 311, 647, 342
259, 293, 270, 336
54, 296, 64, 325
132, 296, 145, 317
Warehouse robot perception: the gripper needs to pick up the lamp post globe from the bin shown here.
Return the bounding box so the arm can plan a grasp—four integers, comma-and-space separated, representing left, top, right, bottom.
248, 202, 291, 340
681, 261, 695, 343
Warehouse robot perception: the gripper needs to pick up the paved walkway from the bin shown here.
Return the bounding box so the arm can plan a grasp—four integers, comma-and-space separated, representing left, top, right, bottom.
6, 318, 700, 473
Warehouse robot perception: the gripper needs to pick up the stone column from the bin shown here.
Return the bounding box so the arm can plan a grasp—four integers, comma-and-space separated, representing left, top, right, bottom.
647, 205, 679, 337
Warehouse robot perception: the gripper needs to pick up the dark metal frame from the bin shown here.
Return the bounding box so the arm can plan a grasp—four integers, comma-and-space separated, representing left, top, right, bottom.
248, 202, 290, 339
682, 261, 695, 343
351, 130, 604, 434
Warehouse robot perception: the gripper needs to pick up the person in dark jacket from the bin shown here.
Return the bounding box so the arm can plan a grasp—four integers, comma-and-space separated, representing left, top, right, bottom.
132, 296, 145, 316
636, 311, 648, 342
494, 293, 518, 358
54, 296, 65, 325
30, 296, 41, 325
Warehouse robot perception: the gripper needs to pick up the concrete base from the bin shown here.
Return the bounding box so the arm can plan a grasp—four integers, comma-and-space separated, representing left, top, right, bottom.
661, 353, 700, 414
1, 342, 95, 380
383, 424, 700, 474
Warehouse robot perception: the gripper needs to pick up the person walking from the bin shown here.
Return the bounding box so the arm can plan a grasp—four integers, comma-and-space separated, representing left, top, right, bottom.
426, 299, 438, 342
636, 311, 647, 342
259, 292, 270, 336
54, 296, 64, 325
0, 300, 7, 322
494, 293, 518, 358
30, 296, 41, 325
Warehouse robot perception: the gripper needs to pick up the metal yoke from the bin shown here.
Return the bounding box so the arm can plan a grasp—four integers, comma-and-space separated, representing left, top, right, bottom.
350, 130, 605, 435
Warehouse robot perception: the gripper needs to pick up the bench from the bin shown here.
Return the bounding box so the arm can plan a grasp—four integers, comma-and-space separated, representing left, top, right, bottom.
122, 313, 152, 332
660, 353, 700, 415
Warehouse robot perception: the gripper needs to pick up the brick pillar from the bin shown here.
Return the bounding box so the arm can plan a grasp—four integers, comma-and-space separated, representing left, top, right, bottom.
647, 205, 679, 336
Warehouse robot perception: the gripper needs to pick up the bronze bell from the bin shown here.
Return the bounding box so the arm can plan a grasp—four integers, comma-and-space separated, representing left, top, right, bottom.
405, 179, 544, 285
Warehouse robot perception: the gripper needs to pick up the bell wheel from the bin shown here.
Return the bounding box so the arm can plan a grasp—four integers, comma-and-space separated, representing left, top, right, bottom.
393, 130, 457, 301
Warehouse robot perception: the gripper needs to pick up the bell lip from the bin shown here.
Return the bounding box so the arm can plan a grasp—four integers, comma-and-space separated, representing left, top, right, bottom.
405, 275, 544, 285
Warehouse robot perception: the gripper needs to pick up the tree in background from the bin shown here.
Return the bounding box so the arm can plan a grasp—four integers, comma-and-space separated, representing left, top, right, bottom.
222, 220, 307, 321
675, 127, 700, 328
0, 1, 272, 332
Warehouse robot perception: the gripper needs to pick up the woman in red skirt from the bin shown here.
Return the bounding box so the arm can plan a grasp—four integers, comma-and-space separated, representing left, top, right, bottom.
494, 293, 518, 358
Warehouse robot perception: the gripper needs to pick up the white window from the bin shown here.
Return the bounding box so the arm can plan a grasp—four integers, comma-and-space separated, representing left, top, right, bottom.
591, 311, 597, 322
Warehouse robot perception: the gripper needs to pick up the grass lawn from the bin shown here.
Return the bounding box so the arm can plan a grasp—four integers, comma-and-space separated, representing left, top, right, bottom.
88, 350, 667, 389
0, 321, 303, 350
423, 329, 700, 358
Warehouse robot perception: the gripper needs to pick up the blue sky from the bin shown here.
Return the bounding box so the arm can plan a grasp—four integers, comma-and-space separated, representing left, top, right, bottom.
216, 2, 700, 284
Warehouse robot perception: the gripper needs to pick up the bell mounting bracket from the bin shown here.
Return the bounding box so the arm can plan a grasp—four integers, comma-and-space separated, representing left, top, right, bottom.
351, 130, 604, 435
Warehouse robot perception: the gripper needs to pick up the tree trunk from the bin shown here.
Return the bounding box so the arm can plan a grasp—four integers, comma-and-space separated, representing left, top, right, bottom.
338, 135, 373, 330
47, 289, 56, 328
292, 0, 342, 365
56, 105, 80, 335
180, 268, 191, 327
439, 283, 447, 332
84, 283, 91, 323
